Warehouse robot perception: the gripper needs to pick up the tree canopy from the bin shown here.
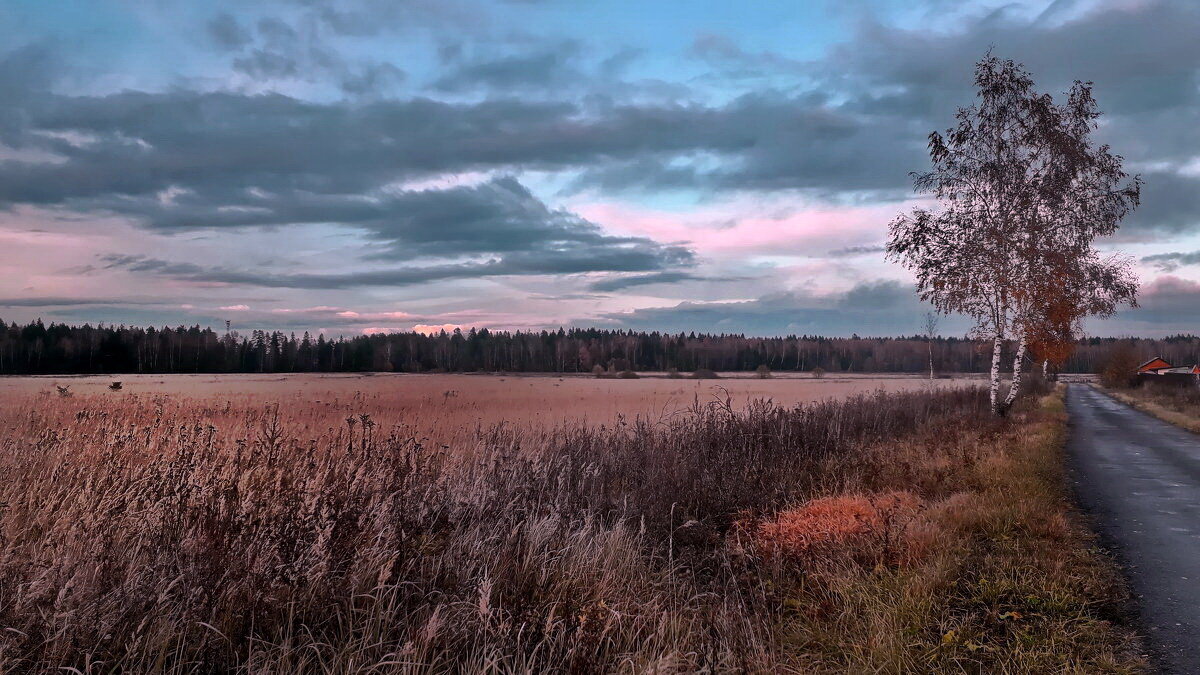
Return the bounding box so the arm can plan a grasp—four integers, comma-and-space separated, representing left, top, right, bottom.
888, 55, 1140, 413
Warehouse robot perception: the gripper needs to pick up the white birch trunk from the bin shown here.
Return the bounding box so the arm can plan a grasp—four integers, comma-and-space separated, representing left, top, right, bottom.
1042, 359, 1048, 379
928, 340, 934, 382
989, 335, 1003, 415
1003, 329, 1027, 410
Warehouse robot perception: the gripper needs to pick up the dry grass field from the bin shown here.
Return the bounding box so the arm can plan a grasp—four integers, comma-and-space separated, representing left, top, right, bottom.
0, 372, 976, 442
0, 375, 1142, 673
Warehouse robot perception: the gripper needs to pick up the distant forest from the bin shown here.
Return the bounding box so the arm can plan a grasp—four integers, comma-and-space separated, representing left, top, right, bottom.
0, 319, 1193, 375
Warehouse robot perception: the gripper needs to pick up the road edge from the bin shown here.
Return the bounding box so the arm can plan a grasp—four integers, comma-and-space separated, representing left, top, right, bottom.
1096, 384, 1200, 435
1062, 384, 1158, 672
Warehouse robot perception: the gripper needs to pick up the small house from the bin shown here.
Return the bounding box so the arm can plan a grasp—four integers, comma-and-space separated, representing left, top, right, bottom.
1137, 357, 1200, 387
1137, 357, 1173, 373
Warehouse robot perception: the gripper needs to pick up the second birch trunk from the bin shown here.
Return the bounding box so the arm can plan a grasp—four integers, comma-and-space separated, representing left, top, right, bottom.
989, 335, 1003, 415
1003, 328, 1027, 411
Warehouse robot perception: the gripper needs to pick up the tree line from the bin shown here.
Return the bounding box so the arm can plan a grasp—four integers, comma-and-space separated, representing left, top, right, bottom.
0, 318, 1189, 375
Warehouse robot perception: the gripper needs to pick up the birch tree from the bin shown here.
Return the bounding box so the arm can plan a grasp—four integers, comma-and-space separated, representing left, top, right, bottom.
923, 312, 938, 382
888, 55, 1140, 415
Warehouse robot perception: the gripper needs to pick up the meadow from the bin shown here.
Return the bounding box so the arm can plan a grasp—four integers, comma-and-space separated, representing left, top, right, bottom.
0, 373, 973, 443
0, 374, 1141, 672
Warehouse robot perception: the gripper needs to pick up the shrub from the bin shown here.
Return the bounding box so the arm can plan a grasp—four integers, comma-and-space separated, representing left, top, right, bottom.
1099, 343, 1140, 389
616, 370, 639, 379
592, 364, 606, 378
692, 368, 720, 379
666, 367, 681, 379
755, 364, 771, 379
811, 366, 826, 379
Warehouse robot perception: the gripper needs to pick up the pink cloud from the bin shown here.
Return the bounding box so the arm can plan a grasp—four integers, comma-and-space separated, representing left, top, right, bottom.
269, 306, 348, 314
1143, 274, 1200, 295
218, 304, 250, 311
413, 323, 462, 335
263, 306, 415, 321
572, 199, 896, 258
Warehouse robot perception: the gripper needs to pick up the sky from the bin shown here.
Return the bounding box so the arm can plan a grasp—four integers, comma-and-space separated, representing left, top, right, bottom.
2, 0, 1200, 337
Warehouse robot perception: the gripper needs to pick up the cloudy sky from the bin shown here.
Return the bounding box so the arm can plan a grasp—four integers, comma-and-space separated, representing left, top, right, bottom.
1, 0, 1199, 337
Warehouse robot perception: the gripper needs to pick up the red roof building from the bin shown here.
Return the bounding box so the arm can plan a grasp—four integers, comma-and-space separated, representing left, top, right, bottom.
1138, 357, 1173, 373
1137, 357, 1200, 387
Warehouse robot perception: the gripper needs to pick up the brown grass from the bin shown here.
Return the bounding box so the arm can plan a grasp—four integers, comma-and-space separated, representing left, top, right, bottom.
766, 386, 1145, 672
1102, 383, 1200, 434
0, 379, 1141, 672
0, 372, 978, 432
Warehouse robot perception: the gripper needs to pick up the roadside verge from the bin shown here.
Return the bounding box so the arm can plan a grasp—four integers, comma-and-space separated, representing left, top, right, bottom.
778, 385, 1147, 671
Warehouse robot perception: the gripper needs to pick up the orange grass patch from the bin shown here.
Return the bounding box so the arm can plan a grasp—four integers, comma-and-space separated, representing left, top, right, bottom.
755, 491, 925, 566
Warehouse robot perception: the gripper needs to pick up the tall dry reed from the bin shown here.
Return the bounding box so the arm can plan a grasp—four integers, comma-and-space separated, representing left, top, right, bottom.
0, 387, 989, 672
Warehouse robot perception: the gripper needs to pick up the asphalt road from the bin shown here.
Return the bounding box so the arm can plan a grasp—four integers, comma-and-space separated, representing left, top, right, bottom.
1067, 384, 1200, 674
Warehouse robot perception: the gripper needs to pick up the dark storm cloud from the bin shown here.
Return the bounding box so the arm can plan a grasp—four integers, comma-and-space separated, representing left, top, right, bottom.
1, 0, 1199, 258
822, 1, 1200, 121
688, 34, 805, 84
0, 43, 58, 115
256, 17, 300, 43
232, 49, 300, 79
1141, 250, 1200, 273
683, 0, 1200, 228
206, 11, 406, 96
598, 47, 644, 78
588, 271, 708, 292
207, 13, 252, 50
1123, 172, 1200, 235
433, 41, 583, 92
101, 246, 692, 290
349, 177, 675, 261
808, 0, 1200, 235
592, 275, 1200, 337
100, 255, 208, 277
88, 175, 693, 264
827, 245, 887, 257
6, 1, 1198, 211
0, 72, 914, 211
575, 89, 930, 195
563, 92, 924, 196
340, 62, 407, 95
0, 296, 165, 307
94, 176, 695, 289
299, 0, 485, 37
594, 281, 959, 337
0, 89, 571, 203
